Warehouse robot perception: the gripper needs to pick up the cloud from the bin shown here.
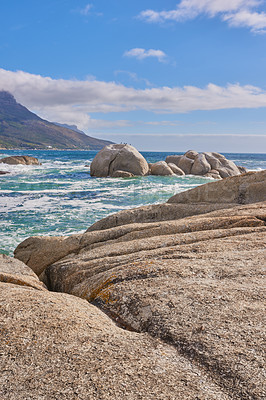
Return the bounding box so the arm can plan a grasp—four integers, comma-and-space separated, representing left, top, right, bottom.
138, 0, 266, 33
80, 3, 93, 16
1, 68, 266, 130
124, 48, 167, 62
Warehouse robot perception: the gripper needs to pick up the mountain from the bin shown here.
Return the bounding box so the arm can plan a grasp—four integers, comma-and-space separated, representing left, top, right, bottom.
0, 91, 113, 150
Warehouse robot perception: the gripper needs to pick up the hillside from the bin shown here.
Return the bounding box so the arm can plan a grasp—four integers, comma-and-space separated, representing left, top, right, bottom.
0, 91, 113, 150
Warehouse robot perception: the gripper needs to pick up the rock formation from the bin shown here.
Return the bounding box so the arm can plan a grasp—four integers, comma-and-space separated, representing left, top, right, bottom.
90, 144, 149, 177
165, 150, 244, 179
0, 155, 40, 165
2, 171, 266, 399
90, 145, 245, 179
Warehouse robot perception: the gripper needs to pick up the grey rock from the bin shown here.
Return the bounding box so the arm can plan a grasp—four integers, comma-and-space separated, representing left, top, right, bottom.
191, 153, 211, 175
150, 161, 174, 176
167, 163, 185, 175
0, 155, 40, 165
165, 155, 182, 166
90, 144, 149, 177
178, 156, 194, 174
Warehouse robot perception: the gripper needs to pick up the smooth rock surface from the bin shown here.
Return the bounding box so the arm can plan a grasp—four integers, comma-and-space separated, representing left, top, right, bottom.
177, 155, 194, 174
165, 155, 182, 166
191, 153, 211, 175
168, 170, 266, 204
150, 161, 174, 176
90, 144, 149, 177
0, 155, 40, 165
167, 163, 185, 175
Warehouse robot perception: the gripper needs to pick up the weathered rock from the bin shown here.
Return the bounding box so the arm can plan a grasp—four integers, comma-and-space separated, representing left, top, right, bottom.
16, 202, 266, 400
165, 155, 182, 166
168, 170, 266, 204
167, 163, 185, 175
184, 150, 198, 160
0, 155, 40, 165
150, 161, 174, 176
178, 155, 194, 174
0, 254, 46, 291
111, 170, 134, 178
1, 259, 233, 399
238, 165, 248, 174
191, 153, 211, 175
12, 170, 266, 399
90, 144, 149, 177
203, 152, 240, 178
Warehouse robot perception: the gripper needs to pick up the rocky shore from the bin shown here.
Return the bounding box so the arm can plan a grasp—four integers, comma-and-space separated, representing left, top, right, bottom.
1, 170, 265, 399
90, 144, 247, 179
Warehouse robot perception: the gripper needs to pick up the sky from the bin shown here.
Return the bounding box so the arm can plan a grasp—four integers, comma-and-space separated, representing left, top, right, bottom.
0, 0, 266, 152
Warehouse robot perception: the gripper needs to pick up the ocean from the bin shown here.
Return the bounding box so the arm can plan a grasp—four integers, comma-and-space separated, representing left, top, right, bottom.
0, 149, 265, 256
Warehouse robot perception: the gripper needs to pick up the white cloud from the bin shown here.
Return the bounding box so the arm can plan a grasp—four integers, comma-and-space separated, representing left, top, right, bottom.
124, 48, 167, 62
80, 3, 93, 16
1, 69, 266, 130
138, 0, 266, 33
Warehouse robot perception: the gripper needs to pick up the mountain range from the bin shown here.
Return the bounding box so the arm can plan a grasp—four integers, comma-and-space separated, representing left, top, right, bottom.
0, 91, 113, 150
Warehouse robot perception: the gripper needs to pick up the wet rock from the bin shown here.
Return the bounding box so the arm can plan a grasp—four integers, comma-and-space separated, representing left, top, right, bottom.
0, 155, 40, 165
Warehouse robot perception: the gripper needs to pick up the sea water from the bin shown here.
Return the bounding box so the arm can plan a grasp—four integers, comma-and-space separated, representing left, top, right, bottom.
0, 150, 265, 256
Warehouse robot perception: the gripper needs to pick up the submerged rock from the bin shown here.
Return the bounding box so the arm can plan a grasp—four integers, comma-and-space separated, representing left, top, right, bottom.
0, 155, 40, 165
90, 144, 149, 177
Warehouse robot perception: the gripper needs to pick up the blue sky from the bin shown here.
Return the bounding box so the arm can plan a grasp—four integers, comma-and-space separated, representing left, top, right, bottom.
1, 0, 266, 152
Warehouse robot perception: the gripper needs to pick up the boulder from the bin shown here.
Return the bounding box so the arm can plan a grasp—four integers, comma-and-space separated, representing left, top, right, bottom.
165, 155, 182, 166
184, 150, 198, 160
150, 161, 174, 176
0, 155, 40, 165
203, 152, 240, 178
0, 171, 10, 175
90, 144, 149, 177
14, 201, 266, 400
203, 169, 221, 179
191, 153, 211, 175
111, 170, 134, 178
178, 155, 194, 174
167, 163, 185, 175
168, 170, 266, 204
1, 256, 226, 400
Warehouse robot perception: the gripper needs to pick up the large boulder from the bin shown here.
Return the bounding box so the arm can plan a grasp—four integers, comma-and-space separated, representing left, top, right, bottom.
150, 161, 174, 176
165, 155, 182, 166
177, 155, 194, 174
14, 200, 266, 400
167, 163, 185, 175
2, 256, 225, 400
0, 155, 40, 165
90, 144, 149, 177
168, 170, 266, 204
191, 153, 211, 175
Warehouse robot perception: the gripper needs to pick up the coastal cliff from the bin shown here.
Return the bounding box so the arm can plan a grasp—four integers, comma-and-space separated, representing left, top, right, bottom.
1, 170, 266, 399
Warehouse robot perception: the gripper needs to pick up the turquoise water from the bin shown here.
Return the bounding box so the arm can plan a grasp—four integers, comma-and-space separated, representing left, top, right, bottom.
0, 149, 265, 255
